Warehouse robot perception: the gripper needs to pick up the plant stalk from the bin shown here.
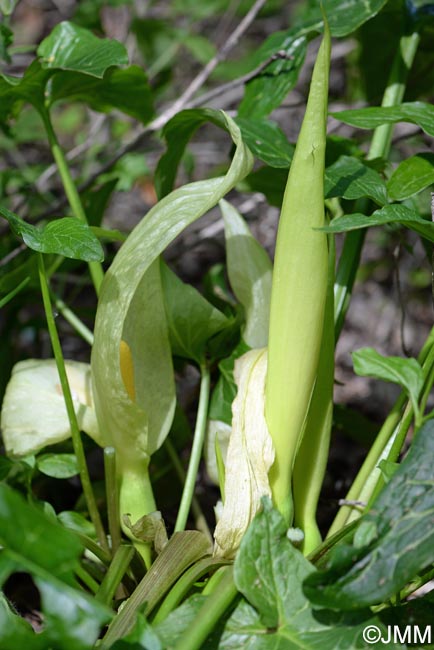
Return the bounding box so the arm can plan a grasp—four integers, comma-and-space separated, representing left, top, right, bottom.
37, 253, 109, 553
173, 565, 238, 650
104, 447, 122, 556
52, 293, 95, 346
174, 363, 211, 532
95, 545, 135, 606
165, 439, 212, 542
39, 107, 104, 295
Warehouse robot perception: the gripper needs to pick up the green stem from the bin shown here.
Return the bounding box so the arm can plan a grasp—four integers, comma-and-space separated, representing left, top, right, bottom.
165, 439, 212, 542
399, 565, 434, 601
0, 277, 30, 308
334, 31, 420, 335
37, 253, 109, 553
104, 447, 121, 556
173, 565, 238, 650
75, 533, 111, 565
201, 564, 228, 595
95, 545, 135, 606
366, 341, 434, 506
174, 363, 211, 532
76, 564, 100, 594
52, 293, 94, 346
39, 108, 104, 296
152, 557, 228, 624
418, 350, 434, 416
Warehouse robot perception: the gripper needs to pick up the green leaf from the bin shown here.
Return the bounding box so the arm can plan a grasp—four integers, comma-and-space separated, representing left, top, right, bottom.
37, 21, 128, 78
0, 483, 82, 582
48, 65, 154, 123
0, 206, 104, 261
325, 135, 365, 166
37, 453, 79, 478
331, 101, 434, 136
220, 498, 391, 649
387, 153, 434, 200
238, 30, 307, 119
0, 24, 13, 63
58, 511, 96, 539
0, 456, 14, 480
0, 24, 145, 126
235, 117, 294, 168
220, 199, 272, 348
0, 592, 43, 650
0, 486, 111, 648
160, 260, 232, 364
352, 0, 408, 105
240, 166, 288, 207
155, 108, 228, 199
304, 419, 434, 610
0, 62, 49, 121
36, 577, 111, 650
325, 155, 388, 206
378, 458, 399, 482
298, 0, 390, 37
323, 204, 434, 242
352, 347, 423, 414
91, 112, 253, 462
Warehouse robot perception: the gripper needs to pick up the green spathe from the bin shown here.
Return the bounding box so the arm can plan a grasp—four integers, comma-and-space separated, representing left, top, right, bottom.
265, 19, 331, 523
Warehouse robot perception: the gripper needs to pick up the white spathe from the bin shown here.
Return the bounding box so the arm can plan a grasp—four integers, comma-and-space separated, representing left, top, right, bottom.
213, 348, 274, 558
1, 359, 101, 457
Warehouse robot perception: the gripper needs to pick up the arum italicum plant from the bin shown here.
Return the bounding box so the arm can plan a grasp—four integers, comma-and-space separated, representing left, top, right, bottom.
1, 14, 333, 569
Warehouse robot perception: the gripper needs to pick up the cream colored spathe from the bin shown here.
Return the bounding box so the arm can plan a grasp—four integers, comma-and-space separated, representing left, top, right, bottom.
1, 359, 101, 457
214, 348, 274, 558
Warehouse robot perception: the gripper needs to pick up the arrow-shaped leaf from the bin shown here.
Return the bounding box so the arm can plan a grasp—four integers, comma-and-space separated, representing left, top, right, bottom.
0, 205, 104, 262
